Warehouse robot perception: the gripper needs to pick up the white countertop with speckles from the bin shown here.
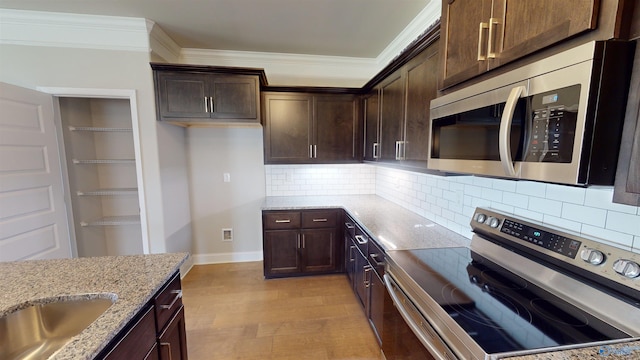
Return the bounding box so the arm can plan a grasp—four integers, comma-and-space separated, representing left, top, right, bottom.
0, 252, 188, 360
262, 195, 471, 250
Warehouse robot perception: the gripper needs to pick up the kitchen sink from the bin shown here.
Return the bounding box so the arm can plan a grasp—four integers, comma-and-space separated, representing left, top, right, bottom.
0, 297, 114, 360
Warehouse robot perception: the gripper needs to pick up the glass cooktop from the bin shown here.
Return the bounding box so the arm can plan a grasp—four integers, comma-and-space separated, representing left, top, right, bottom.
391, 247, 631, 354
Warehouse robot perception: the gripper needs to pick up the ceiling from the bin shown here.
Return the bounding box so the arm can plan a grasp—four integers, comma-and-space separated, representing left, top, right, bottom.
0, 0, 433, 58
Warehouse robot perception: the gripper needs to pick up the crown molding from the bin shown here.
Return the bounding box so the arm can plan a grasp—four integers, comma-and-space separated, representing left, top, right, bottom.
0, 9, 150, 52
375, 0, 441, 67
147, 20, 181, 62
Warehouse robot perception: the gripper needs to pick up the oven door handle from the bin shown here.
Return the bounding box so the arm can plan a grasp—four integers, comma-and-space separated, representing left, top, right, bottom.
499, 85, 527, 177
383, 274, 452, 360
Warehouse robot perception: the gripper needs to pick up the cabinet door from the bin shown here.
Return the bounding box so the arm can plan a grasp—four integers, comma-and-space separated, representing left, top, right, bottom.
368, 272, 384, 345
353, 247, 368, 309
209, 75, 259, 121
314, 95, 359, 162
379, 72, 405, 162
103, 306, 157, 360
158, 306, 188, 360
263, 93, 313, 163
441, 0, 492, 88
301, 228, 337, 273
264, 230, 301, 276
156, 72, 209, 118
363, 90, 380, 161
402, 41, 439, 169
491, 0, 598, 69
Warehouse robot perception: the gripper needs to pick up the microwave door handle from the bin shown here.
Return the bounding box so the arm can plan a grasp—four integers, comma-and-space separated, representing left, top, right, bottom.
499, 86, 527, 177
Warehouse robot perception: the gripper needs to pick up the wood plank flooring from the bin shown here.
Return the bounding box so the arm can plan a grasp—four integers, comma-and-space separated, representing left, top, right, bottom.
181, 261, 383, 360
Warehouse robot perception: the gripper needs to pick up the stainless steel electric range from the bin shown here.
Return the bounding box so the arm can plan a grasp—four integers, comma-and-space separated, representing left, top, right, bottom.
384, 207, 640, 360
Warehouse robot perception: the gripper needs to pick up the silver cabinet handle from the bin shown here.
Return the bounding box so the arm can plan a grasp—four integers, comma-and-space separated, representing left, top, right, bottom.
301, 234, 305, 249
355, 235, 367, 245
160, 290, 182, 310
349, 245, 356, 262
275, 219, 291, 223
487, 18, 499, 59
364, 265, 372, 288
204, 97, 209, 113
160, 342, 173, 360
478, 21, 489, 61
209, 96, 214, 113
369, 253, 385, 267
373, 143, 379, 159
345, 222, 355, 229
312, 218, 327, 222
309, 144, 313, 158
297, 233, 301, 248
313, 145, 317, 158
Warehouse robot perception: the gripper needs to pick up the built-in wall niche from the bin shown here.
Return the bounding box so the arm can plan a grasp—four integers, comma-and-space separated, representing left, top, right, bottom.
59, 97, 143, 257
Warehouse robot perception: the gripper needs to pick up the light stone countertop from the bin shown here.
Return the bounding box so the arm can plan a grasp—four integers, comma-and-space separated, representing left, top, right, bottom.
262, 194, 471, 250
0, 252, 189, 360
263, 195, 640, 360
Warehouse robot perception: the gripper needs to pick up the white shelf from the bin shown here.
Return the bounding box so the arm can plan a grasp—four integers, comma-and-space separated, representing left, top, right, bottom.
80, 215, 141, 227
72, 159, 136, 164
77, 188, 138, 196
69, 126, 132, 132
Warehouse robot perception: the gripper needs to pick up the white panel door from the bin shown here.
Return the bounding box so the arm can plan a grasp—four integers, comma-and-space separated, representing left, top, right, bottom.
0, 82, 72, 261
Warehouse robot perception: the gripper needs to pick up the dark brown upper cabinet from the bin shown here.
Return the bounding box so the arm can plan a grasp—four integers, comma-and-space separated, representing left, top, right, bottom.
365, 38, 440, 171
151, 63, 266, 126
440, 0, 634, 89
262, 91, 361, 164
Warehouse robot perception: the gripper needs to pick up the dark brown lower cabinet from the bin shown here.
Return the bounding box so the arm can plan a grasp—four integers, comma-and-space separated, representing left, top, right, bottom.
262, 209, 342, 278
99, 272, 188, 360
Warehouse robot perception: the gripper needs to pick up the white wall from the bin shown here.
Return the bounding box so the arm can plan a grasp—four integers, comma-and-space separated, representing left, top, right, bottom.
0, 43, 192, 256
265, 165, 640, 253
187, 126, 265, 263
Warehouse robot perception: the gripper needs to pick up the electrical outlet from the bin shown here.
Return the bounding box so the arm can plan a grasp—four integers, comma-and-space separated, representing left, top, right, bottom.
223, 173, 231, 182
222, 228, 233, 242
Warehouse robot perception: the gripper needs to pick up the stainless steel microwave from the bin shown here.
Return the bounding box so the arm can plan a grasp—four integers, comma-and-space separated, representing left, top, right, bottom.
428, 40, 635, 185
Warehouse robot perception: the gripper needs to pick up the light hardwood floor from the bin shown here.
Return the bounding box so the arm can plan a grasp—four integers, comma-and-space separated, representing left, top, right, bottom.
181, 261, 383, 360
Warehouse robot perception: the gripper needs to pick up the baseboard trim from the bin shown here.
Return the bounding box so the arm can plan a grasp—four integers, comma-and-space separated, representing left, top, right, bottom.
192, 251, 263, 265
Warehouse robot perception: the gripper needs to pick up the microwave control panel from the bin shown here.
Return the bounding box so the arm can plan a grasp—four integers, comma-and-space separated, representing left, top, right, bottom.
524, 84, 580, 163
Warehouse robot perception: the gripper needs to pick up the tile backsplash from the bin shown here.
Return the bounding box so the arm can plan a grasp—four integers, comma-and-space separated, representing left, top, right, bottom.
266, 164, 640, 252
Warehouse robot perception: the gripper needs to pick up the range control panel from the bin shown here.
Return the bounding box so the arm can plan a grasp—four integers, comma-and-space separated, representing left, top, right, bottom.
500, 219, 581, 259
471, 207, 640, 286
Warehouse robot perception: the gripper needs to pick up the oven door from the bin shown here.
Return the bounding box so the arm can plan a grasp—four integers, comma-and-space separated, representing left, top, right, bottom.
428, 80, 528, 179
382, 274, 456, 360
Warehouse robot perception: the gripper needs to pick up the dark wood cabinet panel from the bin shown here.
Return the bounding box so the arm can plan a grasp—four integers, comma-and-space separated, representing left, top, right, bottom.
315, 95, 359, 162
302, 229, 337, 273
103, 306, 157, 360
363, 90, 380, 161
263, 209, 342, 278
158, 306, 188, 360
441, 0, 602, 88
368, 270, 385, 345
379, 72, 405, 162
151, 64, 264, 125
263, 92, 360, 164
264, 230, 301, 275
614, 39, 640, 206
403, 43, 439, 168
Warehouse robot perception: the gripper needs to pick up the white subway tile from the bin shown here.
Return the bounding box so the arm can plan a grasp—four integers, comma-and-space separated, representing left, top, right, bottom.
561, 203, 606, 228
480, 188, 503, 202
490, 202, 514, 214
513, 207, 544, 222
546, 184, 585, 205
606, 211, 640, 236
528, 197, 562, 217
464, 184, 483, 196
584, 187, 638, 214
516, 181, 547, 197
543, 214, 582, 233
473, 176, 494, 188
492, 178, 517, 192
503, 192, 529, 207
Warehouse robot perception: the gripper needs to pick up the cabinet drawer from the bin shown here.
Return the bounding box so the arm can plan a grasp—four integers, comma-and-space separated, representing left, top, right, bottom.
302, 210, 338, 228
263, 211, 301, 230
368, 239, 385, 279
344, 214, 356, 238
154, 273, 182, 333
102, 305, 156, 360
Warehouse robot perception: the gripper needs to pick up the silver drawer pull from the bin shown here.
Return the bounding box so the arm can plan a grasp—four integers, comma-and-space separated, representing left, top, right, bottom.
369, 253, 385, 267
345, 222, 355, 229
160, 342, 173, 360
355, 235, 367, 245
160, 289, 182, 310
275, 219, 291, 223
312, 218, 327, 222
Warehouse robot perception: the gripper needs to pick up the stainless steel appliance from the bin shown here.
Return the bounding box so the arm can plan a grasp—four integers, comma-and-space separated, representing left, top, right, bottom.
428, 40, 635, 185
384, 207, 640, 359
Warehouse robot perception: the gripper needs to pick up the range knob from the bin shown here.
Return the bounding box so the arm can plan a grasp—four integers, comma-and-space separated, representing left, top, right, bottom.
475, 213, 487, 223
580, 248, 606, 265
487, 217, 500, 228
613, 259, 640, 278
